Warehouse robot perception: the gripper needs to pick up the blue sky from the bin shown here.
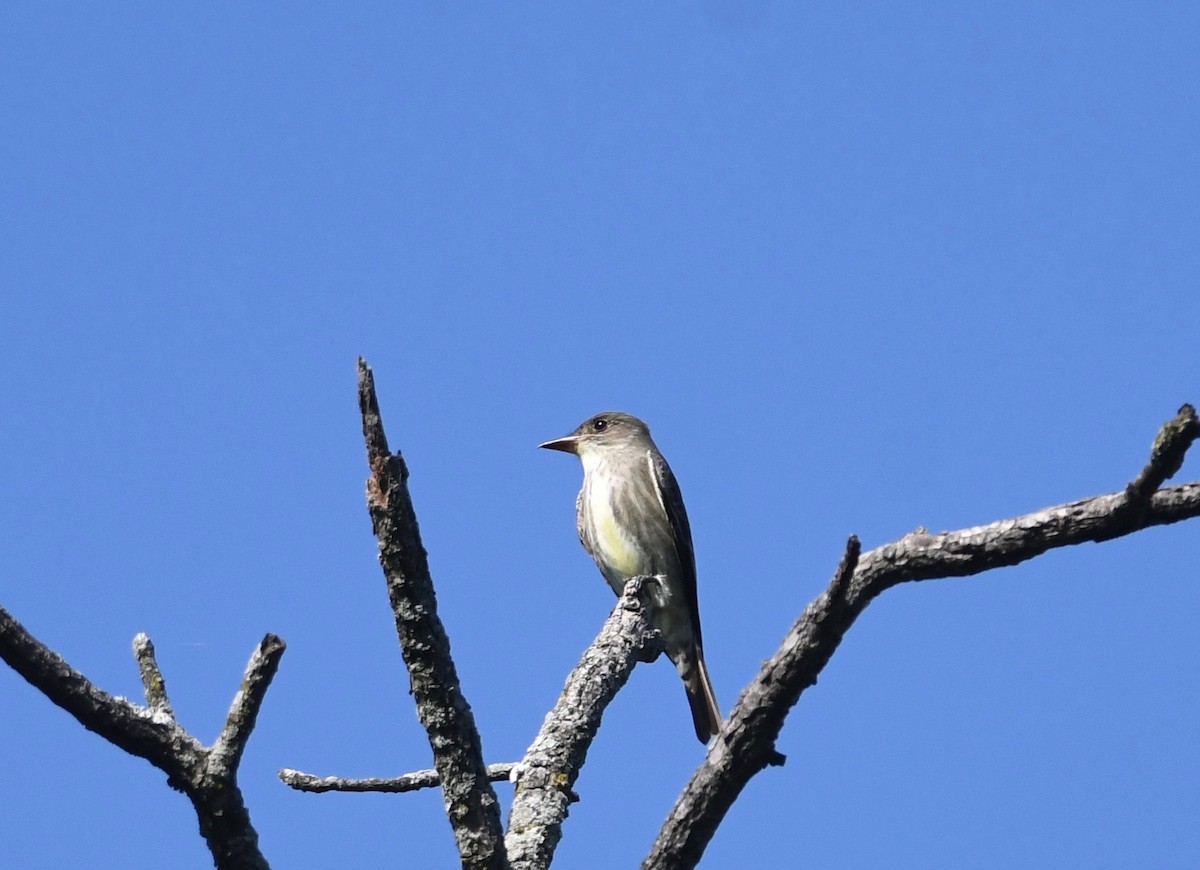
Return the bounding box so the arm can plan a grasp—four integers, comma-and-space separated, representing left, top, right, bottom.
2, 4, 1198, 868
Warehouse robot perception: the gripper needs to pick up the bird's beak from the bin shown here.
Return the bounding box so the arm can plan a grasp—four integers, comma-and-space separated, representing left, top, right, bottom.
539, 435, 580, 454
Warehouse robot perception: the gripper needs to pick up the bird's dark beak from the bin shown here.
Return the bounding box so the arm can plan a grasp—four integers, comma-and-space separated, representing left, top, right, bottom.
539, 435, 580, 454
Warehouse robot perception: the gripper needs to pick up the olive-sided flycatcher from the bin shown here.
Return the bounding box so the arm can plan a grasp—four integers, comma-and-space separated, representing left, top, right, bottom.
540, 411, 721, 743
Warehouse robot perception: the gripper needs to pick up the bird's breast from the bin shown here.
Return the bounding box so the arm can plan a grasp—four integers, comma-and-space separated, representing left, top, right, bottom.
579, 465, 650, 590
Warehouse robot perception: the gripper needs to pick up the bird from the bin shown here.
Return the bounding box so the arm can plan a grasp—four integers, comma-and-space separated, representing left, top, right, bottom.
539, 411, 722, 743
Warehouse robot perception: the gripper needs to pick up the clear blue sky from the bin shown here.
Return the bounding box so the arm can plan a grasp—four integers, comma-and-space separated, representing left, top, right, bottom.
2, 4, 1198, 868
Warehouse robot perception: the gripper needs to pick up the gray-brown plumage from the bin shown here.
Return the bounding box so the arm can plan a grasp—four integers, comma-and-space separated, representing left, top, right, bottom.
540, 411, 722, 743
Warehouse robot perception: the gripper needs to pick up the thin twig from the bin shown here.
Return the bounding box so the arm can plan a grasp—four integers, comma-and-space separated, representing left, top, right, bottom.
1125, 403, 1198, 502
132, 632, 175, 719
825, 535, 861, 604
210, 634, 287, 778
279, 763, 518, 794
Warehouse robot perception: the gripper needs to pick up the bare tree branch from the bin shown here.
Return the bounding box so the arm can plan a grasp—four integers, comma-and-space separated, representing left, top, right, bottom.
1125, 404, 1198, 501
10, 371, 1190, 869
133, 632, 176, 718
357, 357, 507, 870
643, 406, 1200, 870
278, 763, 518, 794
210, 634, 287, 779
506, 577, 664, 870
0, 605, 280, 870
194, 634, 285, 870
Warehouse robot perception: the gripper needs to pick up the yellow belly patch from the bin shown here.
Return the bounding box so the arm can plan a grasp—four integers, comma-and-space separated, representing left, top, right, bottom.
596, 509, 643, 577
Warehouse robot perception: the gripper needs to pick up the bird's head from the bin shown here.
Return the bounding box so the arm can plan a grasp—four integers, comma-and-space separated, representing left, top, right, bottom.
539, 411, 651, 457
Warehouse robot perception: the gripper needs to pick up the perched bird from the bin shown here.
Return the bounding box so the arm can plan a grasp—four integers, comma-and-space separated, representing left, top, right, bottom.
540, 411, 721, 743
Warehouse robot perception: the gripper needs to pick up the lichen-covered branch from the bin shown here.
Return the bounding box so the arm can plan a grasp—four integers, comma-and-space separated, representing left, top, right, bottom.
643, 405, 1200, 870
133, 632, 176, 718
278, 763, 518, 794
505, 577, 664, 870
0, 606, 280, 870
1125, 404, 1198, 501
210, 634, 287, 779
357, 358, 507, 870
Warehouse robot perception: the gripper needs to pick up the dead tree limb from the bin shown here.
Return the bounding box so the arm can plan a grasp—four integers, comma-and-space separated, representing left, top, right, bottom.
357, 358, 507, 870
505, 576, 664, 870
643, 404, 1200, 870
278, 763, 518, 794
0, 609, 282, 870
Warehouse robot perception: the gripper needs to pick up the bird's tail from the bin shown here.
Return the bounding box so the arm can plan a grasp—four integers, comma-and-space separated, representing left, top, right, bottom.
682, 648, 722, 744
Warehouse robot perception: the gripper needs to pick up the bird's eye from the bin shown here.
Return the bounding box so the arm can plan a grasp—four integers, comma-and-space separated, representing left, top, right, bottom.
592, 418, 608, 432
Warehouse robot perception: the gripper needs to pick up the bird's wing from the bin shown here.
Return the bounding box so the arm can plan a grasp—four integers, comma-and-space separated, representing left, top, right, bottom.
646, 448, 703, 645
574, 486, 594, 557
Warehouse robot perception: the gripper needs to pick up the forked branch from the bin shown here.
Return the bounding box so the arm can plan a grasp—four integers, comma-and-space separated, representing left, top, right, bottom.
643, 404, 1200, 870
0, 609, 282, 870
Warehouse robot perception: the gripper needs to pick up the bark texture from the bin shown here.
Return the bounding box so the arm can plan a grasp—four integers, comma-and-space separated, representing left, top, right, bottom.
357, 358, 507, 869
505, 577, 664, 870
0, 609, 282, 870
642, 405, 1200, 870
